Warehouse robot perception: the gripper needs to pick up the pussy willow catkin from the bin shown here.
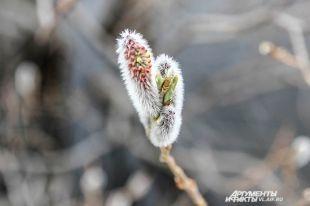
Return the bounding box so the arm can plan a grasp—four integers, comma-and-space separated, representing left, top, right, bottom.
116, 30, 184, 147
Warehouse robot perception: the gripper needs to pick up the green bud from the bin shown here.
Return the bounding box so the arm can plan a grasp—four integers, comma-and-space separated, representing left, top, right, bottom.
163, 75, 178, 105
156, 74, 164, 90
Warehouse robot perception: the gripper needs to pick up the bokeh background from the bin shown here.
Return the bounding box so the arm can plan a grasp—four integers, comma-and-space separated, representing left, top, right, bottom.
0, 0, 310, 205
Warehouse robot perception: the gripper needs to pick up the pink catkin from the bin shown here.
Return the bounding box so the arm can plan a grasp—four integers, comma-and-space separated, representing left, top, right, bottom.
116, 30, 160, 129
124, 40, 152, 89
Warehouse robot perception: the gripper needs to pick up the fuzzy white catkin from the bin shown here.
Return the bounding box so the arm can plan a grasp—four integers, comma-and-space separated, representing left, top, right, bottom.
149, 54, 184, 147
15, 62, 40, 97
116, 29, 160, 129
116, 30, 184, 147
292, 136, 310, 168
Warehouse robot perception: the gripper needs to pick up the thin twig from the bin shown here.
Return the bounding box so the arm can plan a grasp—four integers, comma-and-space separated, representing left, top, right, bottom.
160, 145, 208, 206
229, 125, 296, 190
259, 41, 310, 85
295, 188, 310, 206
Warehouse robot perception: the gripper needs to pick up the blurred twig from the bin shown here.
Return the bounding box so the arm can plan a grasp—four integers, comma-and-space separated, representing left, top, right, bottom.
35, 0, 77, 43
228, 124, 298, 198
158, 7, 273, 54
55, 0, 77, 14
260, 13, 310, 86
295, 188, 310, 206
275, 13, 310, 68
260, 41, 310, 85
0, 131, 108, 174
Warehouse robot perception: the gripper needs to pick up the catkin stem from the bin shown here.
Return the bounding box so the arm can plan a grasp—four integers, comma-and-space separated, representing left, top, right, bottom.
160, 145, 208, 206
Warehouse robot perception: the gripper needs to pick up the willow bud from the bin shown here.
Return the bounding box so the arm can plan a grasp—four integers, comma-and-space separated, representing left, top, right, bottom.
149, 54, 184, 147
116, 29, 160, 128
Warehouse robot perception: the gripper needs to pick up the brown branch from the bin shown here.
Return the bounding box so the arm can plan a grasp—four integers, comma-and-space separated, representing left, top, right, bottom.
295, 188, 310, 206
160, 145, 208, 206
229, 125, 296, 190
259, 41, 310, 85
55, 0, 77, 14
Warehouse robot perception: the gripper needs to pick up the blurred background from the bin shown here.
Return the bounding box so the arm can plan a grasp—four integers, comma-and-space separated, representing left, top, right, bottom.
0, 0, 310, 205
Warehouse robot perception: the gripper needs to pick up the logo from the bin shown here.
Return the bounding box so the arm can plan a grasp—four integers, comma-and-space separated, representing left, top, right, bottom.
225, 190, 283, 203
